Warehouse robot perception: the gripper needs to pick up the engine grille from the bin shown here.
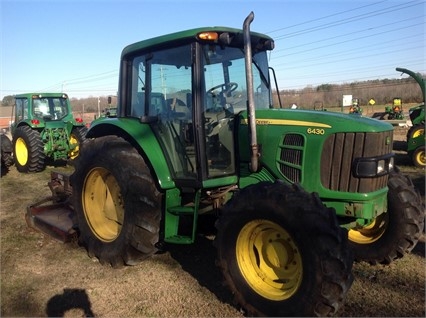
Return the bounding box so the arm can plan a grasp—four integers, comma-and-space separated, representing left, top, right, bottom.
320, 131, 393, 193
278, 134, 304, 183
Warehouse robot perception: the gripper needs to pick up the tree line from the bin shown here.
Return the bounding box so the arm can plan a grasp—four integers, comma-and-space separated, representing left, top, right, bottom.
2, 75, 424, 111
273, 76, 423, 109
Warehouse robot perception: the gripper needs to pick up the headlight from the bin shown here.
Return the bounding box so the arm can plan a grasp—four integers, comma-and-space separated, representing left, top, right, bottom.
353, 154, 394, 178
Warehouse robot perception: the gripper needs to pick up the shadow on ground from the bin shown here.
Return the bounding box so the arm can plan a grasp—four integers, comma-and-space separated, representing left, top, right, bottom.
166, 219, 237, 310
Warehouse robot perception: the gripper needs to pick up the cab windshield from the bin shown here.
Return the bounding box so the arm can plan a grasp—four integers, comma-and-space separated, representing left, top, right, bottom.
33, 97, 69, 120
202, 45, 272, 113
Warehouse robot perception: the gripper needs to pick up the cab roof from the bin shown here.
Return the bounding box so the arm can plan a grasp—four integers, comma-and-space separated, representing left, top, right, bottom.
14, 93, 69, 99
121, 26, 274, 58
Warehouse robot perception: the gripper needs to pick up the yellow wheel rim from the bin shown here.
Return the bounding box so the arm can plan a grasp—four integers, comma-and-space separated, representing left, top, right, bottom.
15, 137, 29, 166
348, 212, 388, 244
82, 167, 124, 242
236, 220, 303, 301
412, 128, 424, 138
415, 149, 425, 166
69, 133, 80, 159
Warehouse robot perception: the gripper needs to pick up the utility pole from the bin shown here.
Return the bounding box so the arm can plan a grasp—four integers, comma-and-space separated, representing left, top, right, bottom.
159, 66, 167, 99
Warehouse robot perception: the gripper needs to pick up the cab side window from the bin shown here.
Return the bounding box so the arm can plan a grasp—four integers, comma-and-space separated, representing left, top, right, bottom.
15, 98, 28, 122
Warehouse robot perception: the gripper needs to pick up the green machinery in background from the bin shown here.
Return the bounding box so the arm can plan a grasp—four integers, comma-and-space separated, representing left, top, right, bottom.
396, 67, 425, 168
11, 93, 87, 172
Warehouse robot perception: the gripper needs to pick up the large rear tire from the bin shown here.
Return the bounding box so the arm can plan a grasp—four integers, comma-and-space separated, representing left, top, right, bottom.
12, 126, 45, 172
215, 181, 353, 317
348, 169, 425, 264
71, 136, 162, 267
1, 134, 13, 168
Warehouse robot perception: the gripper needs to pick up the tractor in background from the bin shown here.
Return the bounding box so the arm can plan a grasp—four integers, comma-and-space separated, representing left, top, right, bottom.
348, 98, 362, 114
396, 67, 425, 168
384, 97, 404, 120
11, 93, 87, 172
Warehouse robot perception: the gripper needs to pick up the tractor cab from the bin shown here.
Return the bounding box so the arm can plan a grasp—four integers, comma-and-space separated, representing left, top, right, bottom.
11, 93, 79, 134
90, 27, 274, 186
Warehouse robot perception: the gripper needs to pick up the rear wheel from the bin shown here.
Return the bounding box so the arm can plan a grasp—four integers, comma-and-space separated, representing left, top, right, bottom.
407, 124, 424, 140
1, 134, 13, 168
68, 126, 88, 159
348, 169, 425, 264
71, 136, 162, 267
12, 126, 45, 172
215, 181, 353, 317
411, 146, 425, 168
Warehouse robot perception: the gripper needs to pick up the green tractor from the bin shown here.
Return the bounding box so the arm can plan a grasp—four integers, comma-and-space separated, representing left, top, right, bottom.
348, 98, 362, 114
98, 96, 118, 119
27, 13, 424, 316
11, 93, 87, 172
396, 67, 425, 168
384, 97, 404, 120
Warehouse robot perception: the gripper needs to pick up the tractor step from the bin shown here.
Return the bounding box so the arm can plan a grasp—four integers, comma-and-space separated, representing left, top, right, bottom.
164, 190, 201, 244
26, 197, 77, 243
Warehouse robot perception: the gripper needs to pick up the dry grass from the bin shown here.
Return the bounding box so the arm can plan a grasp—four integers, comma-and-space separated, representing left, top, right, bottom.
1, 133, 425, 317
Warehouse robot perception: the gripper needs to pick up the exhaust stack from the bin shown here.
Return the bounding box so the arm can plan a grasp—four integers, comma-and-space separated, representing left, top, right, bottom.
243, 11, 260, 172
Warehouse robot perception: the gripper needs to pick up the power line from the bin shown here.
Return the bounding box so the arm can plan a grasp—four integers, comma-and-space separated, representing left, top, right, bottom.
272, 15, 424, 54
265, 0, 424, 90
266, 0, 390, 34
271, 0, 423, 40
38, 70, 118, 92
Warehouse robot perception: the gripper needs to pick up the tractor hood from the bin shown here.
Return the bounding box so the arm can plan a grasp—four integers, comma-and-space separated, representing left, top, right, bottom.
240, 108, 394, 133
237, 108, 394, 175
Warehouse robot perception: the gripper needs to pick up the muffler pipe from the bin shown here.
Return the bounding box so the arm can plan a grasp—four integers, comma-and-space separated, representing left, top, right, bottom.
243, 11, 259, 172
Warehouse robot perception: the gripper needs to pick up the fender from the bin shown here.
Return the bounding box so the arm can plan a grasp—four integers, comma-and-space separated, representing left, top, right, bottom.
87, 117, 175, 189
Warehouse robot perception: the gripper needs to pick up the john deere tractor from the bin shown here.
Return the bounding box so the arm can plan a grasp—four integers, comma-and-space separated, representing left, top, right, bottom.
11, 93, 87, 172
384, 97, 404, 120
396, 67, 425, 168
26, 13, 424, 316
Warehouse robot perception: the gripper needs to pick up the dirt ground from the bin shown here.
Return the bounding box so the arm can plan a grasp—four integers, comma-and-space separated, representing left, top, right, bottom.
0, 125, 425, 317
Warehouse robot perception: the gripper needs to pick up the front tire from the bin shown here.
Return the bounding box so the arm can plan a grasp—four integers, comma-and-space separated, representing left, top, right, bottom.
348, 169, 425, 264
215, 181, 353, 317
71, 136, 162, 267
12, 126, 45, 172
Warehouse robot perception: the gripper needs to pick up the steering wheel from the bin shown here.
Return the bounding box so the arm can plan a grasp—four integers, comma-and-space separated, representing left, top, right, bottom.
207, 82, 238, 96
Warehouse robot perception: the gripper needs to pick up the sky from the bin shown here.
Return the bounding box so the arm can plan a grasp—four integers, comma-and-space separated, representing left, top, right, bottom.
1, 0, 425, 99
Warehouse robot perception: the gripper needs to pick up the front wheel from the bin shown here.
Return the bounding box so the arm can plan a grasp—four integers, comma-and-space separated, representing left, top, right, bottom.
215, 181, 353, 317
348, 169, 425, 264
71, 136, 162, 267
